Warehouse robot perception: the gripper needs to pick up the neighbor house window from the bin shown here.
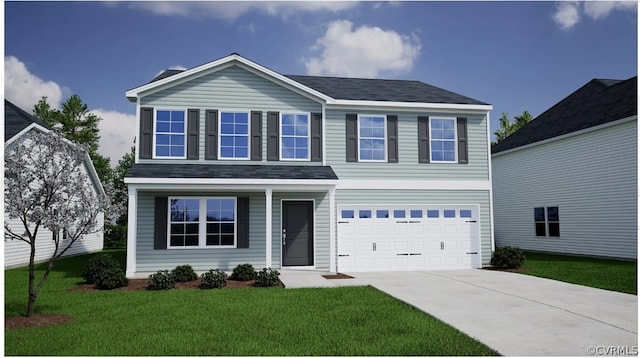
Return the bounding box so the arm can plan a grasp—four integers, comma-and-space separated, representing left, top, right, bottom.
220, 112, 249, 159
281, 113, 310, 160
155, 109, 186, 158
534, 206, 560, 237
169, 197, 236, 248
430, 118, 456, 162
359, 115, 386, 161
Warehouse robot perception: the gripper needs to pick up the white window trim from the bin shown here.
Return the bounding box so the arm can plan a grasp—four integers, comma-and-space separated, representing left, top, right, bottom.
357, 114, 387, 162
218, 110, 251, 160
429, 116, 458, 163
153, 108, 187, 159
167, 196, 238, 249
279, 112, 311, 161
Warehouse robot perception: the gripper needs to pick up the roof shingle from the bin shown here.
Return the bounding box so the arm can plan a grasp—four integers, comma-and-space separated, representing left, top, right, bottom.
126, 163, 338, 180
5, 100, 51, 142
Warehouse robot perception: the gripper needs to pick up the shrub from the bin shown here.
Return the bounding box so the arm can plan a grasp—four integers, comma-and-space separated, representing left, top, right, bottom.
255, 267, 280, 287
147, 270, 176, 290
82, 254, 121, 284
95, 267, 129, 290
104, 224, 127, 249
230, 263, 256, 281
491, 246, 526, 269
200, 269, 227, 289
171, 265, 198, 282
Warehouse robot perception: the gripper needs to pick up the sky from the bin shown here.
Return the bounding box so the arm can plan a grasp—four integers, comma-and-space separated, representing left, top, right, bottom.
3, 1, 638, 166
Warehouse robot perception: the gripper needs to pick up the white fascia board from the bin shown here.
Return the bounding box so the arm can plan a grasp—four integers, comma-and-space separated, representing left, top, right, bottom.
336, 179, 491, 191
5, 122, 50, 146
327, 100, 493, 113
492, 115, 638, 158
125, 53, 332, 103
125, 178, 338, 193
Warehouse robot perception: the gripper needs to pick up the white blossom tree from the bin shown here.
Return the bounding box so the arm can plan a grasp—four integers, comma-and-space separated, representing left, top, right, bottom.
4, 130, 111, 317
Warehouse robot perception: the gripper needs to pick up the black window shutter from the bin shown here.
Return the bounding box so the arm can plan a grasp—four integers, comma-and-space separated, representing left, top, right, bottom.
387, 115, 398, 163
418, 116, 430, 163
236, 197, 250, 248
187, 109, 200, 160
267, 111, 279, 161
204, 110, 218, 160
346, 113, 358, 162
139, 107, 154, 159
457, 117, 468, 164
251, 111, 262, 161
311, 112, 322, 162
154, 197, 168, 250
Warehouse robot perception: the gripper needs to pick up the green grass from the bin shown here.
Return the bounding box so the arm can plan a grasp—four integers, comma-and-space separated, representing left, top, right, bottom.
521, 251, 637, 295
5, 250, 497, 356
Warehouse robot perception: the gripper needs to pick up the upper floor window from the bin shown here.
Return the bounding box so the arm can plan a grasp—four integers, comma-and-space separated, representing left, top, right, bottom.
155, 109, 186, 158
220, 112, 249, 159
430, 118, 456, 162
359, 115, 386, 161
281, 113, 310, 160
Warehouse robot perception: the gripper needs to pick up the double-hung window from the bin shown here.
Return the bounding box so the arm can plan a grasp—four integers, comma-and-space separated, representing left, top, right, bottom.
220, 112, 249, 159
169, 197, 237, 248
534, 206, 560, 237
281, 113, 310, 160
359, 115, 386, 161
155, 109, 186, 158
430, 118, 456, 162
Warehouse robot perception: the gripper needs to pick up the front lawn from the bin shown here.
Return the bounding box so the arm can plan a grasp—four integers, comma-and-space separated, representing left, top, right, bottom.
521, 251, 637, 295
5, 251, 497, 356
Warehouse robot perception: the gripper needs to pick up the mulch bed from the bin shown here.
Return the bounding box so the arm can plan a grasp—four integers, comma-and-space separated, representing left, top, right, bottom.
322, 273, 354, 279
5, 314, 74, 330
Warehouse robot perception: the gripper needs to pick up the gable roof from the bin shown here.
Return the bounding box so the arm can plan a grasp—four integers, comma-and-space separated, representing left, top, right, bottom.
5, 99, 51, 142
129, 53, 490, 109
492, 76, 637, 154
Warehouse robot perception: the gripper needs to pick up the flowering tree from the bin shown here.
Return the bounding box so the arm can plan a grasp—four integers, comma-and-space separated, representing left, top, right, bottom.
4, 130, 111, 317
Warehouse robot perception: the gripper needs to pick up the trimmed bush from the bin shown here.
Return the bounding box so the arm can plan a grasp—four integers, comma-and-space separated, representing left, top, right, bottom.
231, 263, 256, 281
148, 270, 176, 290
491, 246, 526, 269
82, 254, 121, 284
200, 269, 227, 289
172, 265, 198, 282
104, 224, 127, 249
255, 267, 280, 287
95, 268, 129, 290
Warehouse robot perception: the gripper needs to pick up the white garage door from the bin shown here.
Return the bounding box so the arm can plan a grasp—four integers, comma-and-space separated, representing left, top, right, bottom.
337, 205, 481, 272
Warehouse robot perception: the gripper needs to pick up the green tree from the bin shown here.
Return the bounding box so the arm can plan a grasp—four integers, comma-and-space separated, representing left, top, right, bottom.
33, 95, 111, 183
493, 110, 533, 144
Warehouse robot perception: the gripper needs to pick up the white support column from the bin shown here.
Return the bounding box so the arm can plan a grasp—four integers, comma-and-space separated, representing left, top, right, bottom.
125, 186, 138, 278
329, 187, 337, 273
265, 188, 273, 268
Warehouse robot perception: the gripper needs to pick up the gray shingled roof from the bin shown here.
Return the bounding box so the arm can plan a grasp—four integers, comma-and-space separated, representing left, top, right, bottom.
127, 163, 339, 180
148, 69, 488, 105
492, 76, 637, 154
5, 100, 51, 142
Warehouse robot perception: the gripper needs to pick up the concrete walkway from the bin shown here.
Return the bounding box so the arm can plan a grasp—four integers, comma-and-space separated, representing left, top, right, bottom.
279, 269, 638, 356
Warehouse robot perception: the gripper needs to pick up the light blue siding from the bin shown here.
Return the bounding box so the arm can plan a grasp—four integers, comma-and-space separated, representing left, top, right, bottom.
493, 118, 637, 259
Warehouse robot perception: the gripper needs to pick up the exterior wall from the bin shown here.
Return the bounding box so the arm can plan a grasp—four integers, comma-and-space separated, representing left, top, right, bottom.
335, 189, 493, 265
492, 118, 637, 259
325, 109, 490, 180
140, 65, 323, 165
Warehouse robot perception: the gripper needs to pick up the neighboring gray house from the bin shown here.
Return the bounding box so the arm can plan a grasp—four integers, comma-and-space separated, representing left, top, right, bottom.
123, 53, 494, 277
4, 100, 105, 268
492, 77, 637, 260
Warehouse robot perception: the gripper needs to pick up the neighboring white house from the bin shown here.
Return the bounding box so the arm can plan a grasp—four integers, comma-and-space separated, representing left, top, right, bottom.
4, 99, 105, 268
492, 77, 637, 260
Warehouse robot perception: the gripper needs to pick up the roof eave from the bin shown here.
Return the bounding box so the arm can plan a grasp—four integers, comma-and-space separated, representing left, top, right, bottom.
328, 99, 493, 112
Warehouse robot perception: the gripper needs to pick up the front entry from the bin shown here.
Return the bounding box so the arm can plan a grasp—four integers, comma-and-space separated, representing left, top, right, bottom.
282, 201, 314, 266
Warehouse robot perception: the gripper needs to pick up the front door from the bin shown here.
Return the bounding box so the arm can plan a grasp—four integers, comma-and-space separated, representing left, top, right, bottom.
282, 201, 314, 266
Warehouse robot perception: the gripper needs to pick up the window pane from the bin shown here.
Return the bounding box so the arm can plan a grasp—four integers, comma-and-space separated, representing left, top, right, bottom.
410, 210, 422, 218
170, 224, 184, 234
535, 223, 547, 237
170, 122, 184, 133
221, 123, 234, 134
547, 207, 559, 221
431, 151, 443, 161
282, 114, 294, 125
170, 236, 183, 246
170, 146, 184, 157
443, 151, 455, 162
376, 210, 389, 218
207, 223, 220, 234
393, 210, 405, 218
548, 223, 560, 237
185, 235, 199, 246
221, 235, 235, 246
534, 207, 545, 221
172, 111, 185, 122
235, 147, 248, 158
282, 125, 295, 136
236, 124, 249, 135
157, 122, 170, 132
460, 210, 472, 218
235, 136, 248, 147
185, 223, 199, 235
206, 235, 220, 246
360, 127, 373, 137
295, 148, 308, 159
359, 210, 372, 218
431, 129, 444, 140
427, 210, 439, 218
221, 223, 234, 234
444, 210, 456, 218
443, 129, 455, 139
341, 210, 354, 219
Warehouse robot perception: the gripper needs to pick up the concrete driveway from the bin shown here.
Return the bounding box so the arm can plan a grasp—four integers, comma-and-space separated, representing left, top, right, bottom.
343, 270, 637, 356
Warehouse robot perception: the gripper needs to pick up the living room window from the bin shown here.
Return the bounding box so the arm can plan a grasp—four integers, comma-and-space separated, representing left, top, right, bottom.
219, 111, 250, 159
358, 115, 386, 161
169, 197, 236, 248
281, 113, 310, 160
154, 109, 186, 158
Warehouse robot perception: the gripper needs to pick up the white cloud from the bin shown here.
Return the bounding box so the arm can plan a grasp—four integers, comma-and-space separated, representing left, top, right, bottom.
553, 1, 637, 29
125, 1, 357, 20
304, 20, 421, 78
4, 56, 63, 111
91, 109, 137, 165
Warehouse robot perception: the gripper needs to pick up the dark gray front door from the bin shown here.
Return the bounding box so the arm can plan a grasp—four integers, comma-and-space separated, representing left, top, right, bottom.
282, 201, 314, 266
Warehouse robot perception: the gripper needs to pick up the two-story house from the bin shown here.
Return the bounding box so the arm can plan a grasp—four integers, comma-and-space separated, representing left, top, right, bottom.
123, 53, 494, 277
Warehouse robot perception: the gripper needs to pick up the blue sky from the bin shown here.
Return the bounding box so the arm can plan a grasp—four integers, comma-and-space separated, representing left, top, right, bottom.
4, 1, 637, 164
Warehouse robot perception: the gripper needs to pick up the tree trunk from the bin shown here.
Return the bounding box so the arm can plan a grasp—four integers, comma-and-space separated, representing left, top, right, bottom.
26, 240, 37, 317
